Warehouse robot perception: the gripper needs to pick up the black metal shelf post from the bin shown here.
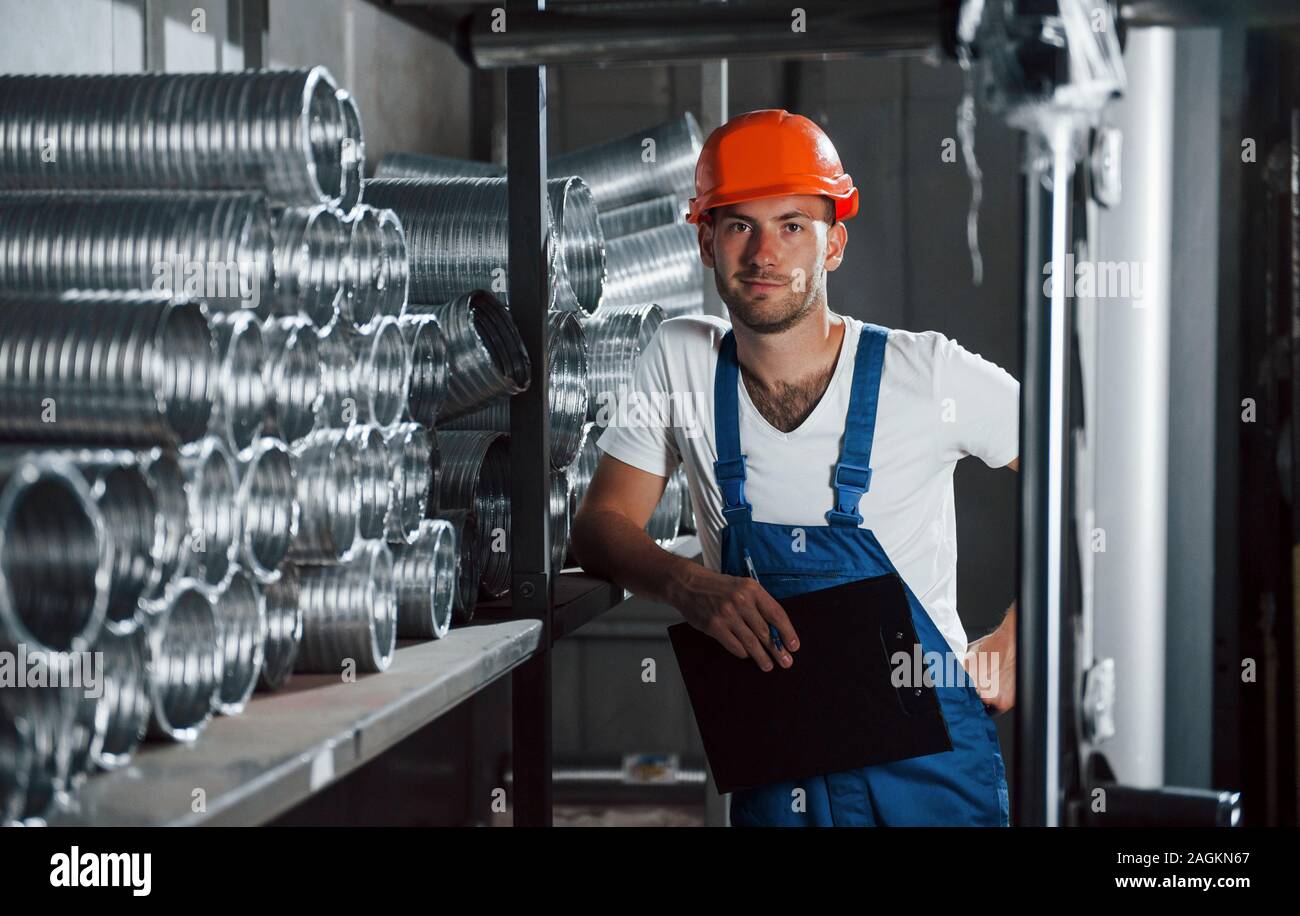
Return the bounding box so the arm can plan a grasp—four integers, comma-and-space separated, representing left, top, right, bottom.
506, 0, 553, 827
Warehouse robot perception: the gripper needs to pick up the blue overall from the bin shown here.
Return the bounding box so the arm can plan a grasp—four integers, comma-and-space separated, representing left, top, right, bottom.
715, 324, 1010, 827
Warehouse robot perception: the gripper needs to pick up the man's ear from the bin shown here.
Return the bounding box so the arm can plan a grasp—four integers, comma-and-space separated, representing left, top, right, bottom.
697, 221, 715, 269
824, 221, 848, 272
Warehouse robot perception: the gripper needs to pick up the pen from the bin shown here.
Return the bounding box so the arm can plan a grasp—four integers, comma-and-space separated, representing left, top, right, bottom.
742, 547, 785, 654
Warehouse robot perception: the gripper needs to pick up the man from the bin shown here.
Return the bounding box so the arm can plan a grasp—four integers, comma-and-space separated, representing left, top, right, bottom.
570, 109, 1018, 827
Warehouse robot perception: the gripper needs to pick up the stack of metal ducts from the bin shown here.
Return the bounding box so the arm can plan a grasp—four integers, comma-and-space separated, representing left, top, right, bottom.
0, 68, 463, 823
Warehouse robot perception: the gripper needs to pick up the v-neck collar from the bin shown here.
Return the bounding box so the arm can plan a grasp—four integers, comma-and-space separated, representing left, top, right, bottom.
735, 315, 857, 443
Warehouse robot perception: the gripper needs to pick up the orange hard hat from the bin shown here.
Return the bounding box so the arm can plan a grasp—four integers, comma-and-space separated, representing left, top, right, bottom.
685, 109, 859, 225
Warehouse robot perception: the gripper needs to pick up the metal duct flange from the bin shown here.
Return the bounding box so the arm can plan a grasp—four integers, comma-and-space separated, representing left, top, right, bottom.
0, 191, 276, 315
599, 194, 689, 240
336, 89, 366, 217
344, 425, 393, 541
548, 175, 607, 315
362, 177, 562, 308
145, 580, 222, 743
400, 314, 450, 427
210, 311, 269, 453
377, 208, 411, 320
211, 567, 267, 716
347, 316, 411, 429
271, 204, 348, 327
316, 316, 359, 429
383, 423, 432, 545
374, 152, 505, 180
84, 627, 149, 771
238, 437, 299, 583
343, 205, 383, 330
295, 539, 397, 674
441, 309, 589, 469
288, 428, 360, 563
436, 431, 511, 599
0, 68, 347, 207
551, 113, 702, 211
603, 222, 703, 311
0, 295, 216, 446
647, 461, 683, 546
259, 563, 302, 692
178, 436, 242, 588
411, 290, 531, 421
582, 303, 665, 423
0, 455, 110, 654
391, 518, 457, 639
262, 315, 325, 444
434, 508, 479, 624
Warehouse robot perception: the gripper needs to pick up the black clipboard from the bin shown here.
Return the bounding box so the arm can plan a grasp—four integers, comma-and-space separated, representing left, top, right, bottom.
668, 573, 953, 794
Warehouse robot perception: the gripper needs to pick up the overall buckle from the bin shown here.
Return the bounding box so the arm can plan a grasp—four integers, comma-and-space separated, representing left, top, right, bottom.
714, 456, 752, 521
825, 461, 872, 526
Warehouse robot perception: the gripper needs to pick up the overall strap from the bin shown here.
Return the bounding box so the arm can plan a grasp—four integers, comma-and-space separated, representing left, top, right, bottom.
713, 330, 752, 525
826, 322, 889, 527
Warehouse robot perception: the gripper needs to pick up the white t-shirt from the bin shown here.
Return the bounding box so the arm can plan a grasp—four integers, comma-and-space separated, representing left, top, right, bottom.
594, 313, 1019, 659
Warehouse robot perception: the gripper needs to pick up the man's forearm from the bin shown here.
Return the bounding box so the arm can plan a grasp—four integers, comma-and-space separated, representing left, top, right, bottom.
571, 507, 700, 608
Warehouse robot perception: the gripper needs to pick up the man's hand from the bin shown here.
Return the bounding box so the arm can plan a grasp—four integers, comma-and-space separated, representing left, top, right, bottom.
669, 564, 799, 672
963, 602, 1016, 714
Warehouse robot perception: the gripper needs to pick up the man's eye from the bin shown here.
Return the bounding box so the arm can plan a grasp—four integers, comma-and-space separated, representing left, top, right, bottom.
785, 223, 802, 232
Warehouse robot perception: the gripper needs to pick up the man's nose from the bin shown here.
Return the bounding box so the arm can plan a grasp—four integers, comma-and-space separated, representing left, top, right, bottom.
745, 228, 779, 268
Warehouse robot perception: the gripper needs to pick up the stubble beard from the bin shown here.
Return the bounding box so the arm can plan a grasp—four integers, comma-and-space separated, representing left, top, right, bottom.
719, 271, 823, 335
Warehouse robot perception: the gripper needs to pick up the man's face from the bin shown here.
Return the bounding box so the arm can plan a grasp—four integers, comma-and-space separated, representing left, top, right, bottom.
697, 194, 847, 334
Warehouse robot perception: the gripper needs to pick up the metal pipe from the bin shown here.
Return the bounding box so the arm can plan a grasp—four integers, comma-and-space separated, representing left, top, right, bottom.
0, 192, 275, 315
336, 89, 366, 218
0, 454, 110, 654
0, 68, 348, 206
548, 175, 607, 315
391, 518, 457, 639
383, 423, 433, 545
259, 563, 302, 692
459, 2, 956, 70
294, 539, 397, 674
178, 435, 242, 588
436, 431, 512, 599
0, 295, 216, 446
603, 222, 703, 313
400, 314, 450, 427
271, 204, 348, 327
237, 437, 299, 583
551, 113, 701, 212
145, 580, 222, 743
316, 316, 359, 430
375, 152, 505, 180
210, 311, 270, 454
288, 428, 360, 563
261, 316, 325, 444
210, 568, 267, 715
434, 508, 480, 624
346, 316, 412, 429
86, 627, 149, 770
599, 193, 690, 240
1120, 0, 1300, 26
345, 424, 394, 541
582, 303, 665, 422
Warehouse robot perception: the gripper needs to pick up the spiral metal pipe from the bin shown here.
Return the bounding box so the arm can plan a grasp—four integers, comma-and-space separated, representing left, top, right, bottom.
237, 437, 298, 583
261, 315, 324, 444
0, 454, 110, 654
374, 152, 504, 180
0, 684, 34, 823
81, 627, 149, 771
598, 193, 689, 240
295, 539, 397, 674
435, 431, 511, 599
400, 314, 449, 427
343, 424, 392, 542
646, 460, 683, 546
0, 295, 216, 446
336, 89, 365, 218
210, 311, 269, 453
362, 177, 563, 309
547, 175, 606, 315
551, 466, 573, 574
391, 518, 457, 639
145, 580, 222, 742
675, 464, 696, 535
0, 68, 348, 207
550, 112, 702, 211
316, 316, 359, 430
259, 563, 302, 691
0, 191, 276, 315
434, 508, 479, 624
602, 222, 702, 312
441, 309, 588, 469
382, 423, 432, 545
178, 435, 242, 588
211, 568, 267, 715
137, 447, 189, 604
271, 204, 349, 327
346, 316, 411, 429
5, 680, 75, 821
288, 428, 359, 563
582, 303, 665, 423
409, 290, 530, 421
